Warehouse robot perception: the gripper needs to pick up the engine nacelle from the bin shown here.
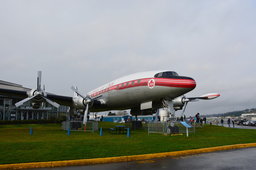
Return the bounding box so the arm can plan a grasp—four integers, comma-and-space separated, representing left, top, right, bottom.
73, 96, 87, 109
172, 96, 186, 111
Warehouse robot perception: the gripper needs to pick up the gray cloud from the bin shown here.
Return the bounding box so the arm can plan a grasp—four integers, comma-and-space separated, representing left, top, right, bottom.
0, 0, 256, 115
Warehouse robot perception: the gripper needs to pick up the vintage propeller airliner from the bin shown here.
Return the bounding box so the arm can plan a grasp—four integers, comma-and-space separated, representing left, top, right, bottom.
0, 70, 220, 124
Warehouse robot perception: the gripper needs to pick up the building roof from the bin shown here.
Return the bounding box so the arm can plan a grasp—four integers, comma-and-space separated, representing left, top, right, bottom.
0, 80, 30, 92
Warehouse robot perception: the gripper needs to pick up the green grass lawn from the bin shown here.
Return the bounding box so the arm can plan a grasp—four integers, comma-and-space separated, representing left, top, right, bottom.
0, 123, 256, 164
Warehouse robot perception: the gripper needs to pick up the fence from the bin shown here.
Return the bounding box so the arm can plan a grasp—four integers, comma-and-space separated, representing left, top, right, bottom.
62, 121, 99, 132
148, 121, 194, 135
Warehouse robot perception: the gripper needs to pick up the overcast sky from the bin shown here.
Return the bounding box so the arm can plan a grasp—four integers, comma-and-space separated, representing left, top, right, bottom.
1, 0, 256, 116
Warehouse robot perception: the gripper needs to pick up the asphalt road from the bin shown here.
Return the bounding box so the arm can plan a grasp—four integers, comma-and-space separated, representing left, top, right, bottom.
38, 148, 256, 170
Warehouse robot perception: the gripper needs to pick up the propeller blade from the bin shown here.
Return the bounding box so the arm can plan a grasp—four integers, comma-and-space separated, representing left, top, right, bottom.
42, 96, 60, 108
71, 86, 91, 103
15, 96, 36, 107
37, 71, 42, 91
83, 104, 89, 125
71, 86, 87, 99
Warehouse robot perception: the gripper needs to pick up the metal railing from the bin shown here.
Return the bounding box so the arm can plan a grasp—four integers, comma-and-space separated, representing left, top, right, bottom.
62, 121, 98, 132
148, 121, 194, 135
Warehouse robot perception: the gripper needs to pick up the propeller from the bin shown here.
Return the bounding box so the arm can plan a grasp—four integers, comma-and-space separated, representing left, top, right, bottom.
71, 86, 92, 125
15, 71, 60, 109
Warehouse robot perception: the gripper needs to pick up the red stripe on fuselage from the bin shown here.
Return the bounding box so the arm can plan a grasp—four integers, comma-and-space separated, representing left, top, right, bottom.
89, 78, 196, 98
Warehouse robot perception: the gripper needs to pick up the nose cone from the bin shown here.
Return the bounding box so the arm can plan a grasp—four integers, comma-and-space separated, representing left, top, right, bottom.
155, 76, 196, 90
176, 76, 197, 90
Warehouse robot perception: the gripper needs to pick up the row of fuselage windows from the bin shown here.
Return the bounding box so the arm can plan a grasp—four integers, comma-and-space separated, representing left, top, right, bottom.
118, 79, 141, 88
91, 79, 142, 97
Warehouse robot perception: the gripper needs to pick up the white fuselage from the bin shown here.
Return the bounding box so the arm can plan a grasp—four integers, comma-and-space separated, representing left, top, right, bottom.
87, 71, 196, 112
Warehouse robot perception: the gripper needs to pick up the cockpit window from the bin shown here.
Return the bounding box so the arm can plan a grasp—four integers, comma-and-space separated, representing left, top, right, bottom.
154, 71, 179, 78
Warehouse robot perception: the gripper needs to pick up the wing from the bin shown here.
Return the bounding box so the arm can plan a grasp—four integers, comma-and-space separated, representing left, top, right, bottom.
47, 93, 73, 107
0, 88, 28, 98
0, 88, 74, 107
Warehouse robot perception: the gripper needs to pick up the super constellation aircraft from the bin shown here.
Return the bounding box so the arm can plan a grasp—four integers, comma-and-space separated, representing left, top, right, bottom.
0, 70, 220, 124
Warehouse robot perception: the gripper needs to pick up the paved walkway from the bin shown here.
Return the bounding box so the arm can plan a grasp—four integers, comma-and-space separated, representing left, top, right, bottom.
37, 148, 256, 170
218, 123, 256, 129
